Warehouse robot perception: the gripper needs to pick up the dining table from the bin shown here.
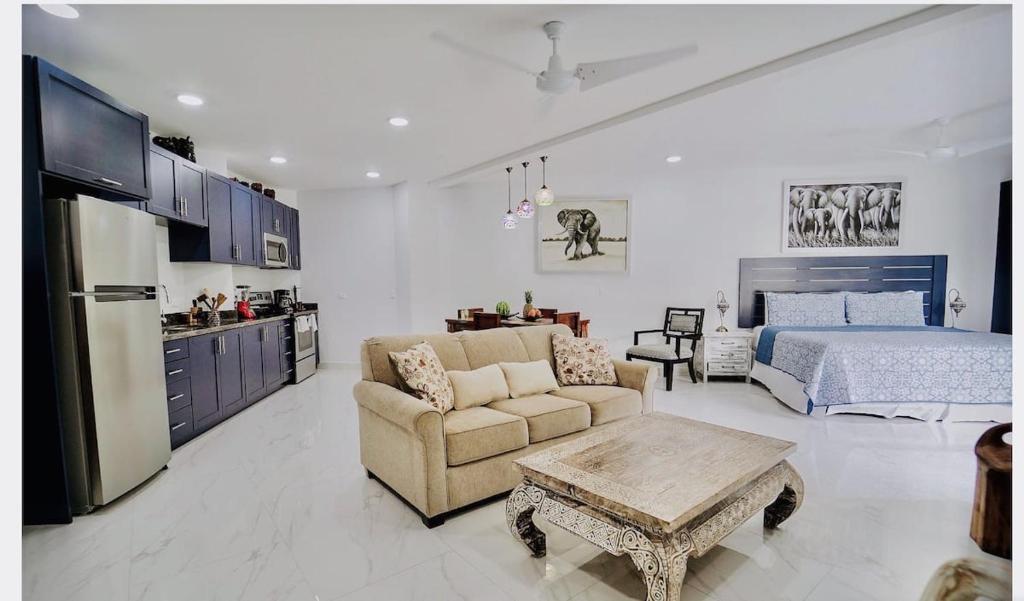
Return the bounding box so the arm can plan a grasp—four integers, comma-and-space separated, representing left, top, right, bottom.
444, 315, 589, 336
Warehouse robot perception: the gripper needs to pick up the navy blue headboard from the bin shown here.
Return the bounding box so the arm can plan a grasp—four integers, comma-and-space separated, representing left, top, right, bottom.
738, 255, 948, 327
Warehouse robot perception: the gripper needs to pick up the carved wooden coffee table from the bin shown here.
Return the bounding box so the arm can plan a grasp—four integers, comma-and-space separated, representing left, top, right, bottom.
506, 413, 803, 601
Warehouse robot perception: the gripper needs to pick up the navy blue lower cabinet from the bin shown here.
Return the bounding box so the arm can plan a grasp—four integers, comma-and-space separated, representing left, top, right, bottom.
189, 333, 221, 431
242, 325, 267, 403
263, 324, 284, 387
218, 330, 246, 418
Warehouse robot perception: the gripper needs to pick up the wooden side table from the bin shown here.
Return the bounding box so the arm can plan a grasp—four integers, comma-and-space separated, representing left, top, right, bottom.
971, 423, 1011, 559
702, 331, 753, 383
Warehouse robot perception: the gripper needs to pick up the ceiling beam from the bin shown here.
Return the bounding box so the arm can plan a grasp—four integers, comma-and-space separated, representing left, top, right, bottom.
430, 4, 992, 187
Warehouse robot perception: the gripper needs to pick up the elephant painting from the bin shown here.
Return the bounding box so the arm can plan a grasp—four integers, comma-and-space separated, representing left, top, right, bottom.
784, 180, 903, 250
556, 209, 603, 260
539, 199, 628, 273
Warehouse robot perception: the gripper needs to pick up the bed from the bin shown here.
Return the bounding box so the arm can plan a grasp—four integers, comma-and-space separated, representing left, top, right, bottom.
739, 255, 1012, 421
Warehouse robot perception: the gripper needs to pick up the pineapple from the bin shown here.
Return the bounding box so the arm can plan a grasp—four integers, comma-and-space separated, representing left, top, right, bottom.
523, 290, 535, 319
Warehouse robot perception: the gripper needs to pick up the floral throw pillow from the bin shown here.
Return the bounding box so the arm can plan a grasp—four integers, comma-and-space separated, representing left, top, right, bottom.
551, 333, 618, 386
388, 342, 454, 413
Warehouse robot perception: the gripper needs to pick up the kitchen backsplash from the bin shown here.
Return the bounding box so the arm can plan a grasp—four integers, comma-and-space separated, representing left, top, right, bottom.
155, 224, 301, 314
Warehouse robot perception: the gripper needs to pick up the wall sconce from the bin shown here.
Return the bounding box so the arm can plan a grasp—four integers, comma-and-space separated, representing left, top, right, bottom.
715, 290, 730, 332
948, 288, 967, 328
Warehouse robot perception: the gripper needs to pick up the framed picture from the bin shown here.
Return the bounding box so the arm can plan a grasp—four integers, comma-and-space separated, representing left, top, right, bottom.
782, 178, 904, 253
536, 197, 630, 273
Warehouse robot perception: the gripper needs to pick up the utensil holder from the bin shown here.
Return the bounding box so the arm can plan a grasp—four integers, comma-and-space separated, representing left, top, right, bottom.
207, 310, 221, 327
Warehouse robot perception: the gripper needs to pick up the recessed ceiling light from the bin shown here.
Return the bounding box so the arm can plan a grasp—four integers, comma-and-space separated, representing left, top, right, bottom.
176, 94, 204, 107
269, 156, 287, 164
366, 171, 381, 179
388, 116, 409, 127
39, 4, 79, 19
665, 155, 682, 163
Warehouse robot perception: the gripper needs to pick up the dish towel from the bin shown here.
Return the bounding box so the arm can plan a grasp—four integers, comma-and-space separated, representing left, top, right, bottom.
309, 314, 318, 332
296, 315, 310, 333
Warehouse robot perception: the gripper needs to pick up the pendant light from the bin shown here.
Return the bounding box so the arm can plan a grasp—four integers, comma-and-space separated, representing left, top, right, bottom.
502, 166, 517, 230
535, 155, 554, 206
516, 161, 535, 218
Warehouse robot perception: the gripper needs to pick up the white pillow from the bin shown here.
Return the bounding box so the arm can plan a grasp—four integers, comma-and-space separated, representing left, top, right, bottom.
498, 360, 559, 398
846, 291, 926, 326
765, 292, 846, 326
447, 364, 510, 410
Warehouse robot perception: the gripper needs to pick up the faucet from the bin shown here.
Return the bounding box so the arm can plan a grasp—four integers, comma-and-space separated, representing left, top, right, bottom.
160, 285, 170, 326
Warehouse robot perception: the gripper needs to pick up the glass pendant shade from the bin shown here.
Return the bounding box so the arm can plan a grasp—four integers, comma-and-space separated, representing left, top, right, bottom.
516, 198, 535, 218
535, 185, 554, 206
502, 210, 517, 229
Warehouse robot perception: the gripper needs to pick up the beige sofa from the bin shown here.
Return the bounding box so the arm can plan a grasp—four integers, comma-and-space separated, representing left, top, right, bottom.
354, 324, 656, 527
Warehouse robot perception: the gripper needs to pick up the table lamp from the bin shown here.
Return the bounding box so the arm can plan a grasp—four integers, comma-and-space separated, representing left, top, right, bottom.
948, 288, 967, 328
715, 290, 730, 332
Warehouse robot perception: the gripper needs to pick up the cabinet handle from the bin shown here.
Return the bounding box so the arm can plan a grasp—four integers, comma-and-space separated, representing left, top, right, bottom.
170, 422, 188, 431
168, 393, 185, 402
95, 177, 124, 187
167, 368, 184, 376
284, 351, 292, 356
285, 369, 294, 374
165, 348, 182, 355
183, 197, 189, 216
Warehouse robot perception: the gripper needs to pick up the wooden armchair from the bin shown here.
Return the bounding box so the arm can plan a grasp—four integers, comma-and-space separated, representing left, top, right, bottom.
626, 308, 704, 391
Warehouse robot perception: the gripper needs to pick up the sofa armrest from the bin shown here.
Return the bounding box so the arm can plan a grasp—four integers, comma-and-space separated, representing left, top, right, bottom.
353, 380, 443, 438
613, 359, 657, 414
352, 380, 449, 517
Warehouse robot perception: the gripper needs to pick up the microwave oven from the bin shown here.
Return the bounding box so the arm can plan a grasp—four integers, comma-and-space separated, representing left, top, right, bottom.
263, 233, 289, 268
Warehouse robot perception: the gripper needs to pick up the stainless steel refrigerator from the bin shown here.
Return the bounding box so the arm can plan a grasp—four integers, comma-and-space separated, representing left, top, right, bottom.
44, 195, 170, 513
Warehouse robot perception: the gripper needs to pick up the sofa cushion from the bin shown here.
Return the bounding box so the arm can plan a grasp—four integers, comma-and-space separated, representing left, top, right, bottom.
457, 328, 530, 369
499, 360, 560, 398
447, 364, 510, 410
551, 333, 618, 386
388, 342, 455, 413
443, 407, 529, 466
551, 385, 643, 425
364, 333, 470, 388
488, 394, 591, 443
513, 324, 575, 367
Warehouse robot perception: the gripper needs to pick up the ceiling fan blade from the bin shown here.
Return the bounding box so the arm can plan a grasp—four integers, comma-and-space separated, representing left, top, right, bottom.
575, 43, 698, 92
956, 137, 1011, 158
430, 31, 538, 77
873, 147, 928, 158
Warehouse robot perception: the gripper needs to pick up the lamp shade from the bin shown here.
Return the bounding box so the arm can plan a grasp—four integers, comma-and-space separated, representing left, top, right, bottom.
535, 185, 555, 206
516, 198, 535, 218
502, 210, 517, 230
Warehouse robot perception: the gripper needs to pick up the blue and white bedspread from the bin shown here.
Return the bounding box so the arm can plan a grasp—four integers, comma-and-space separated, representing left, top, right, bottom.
756, 326, 1012, 413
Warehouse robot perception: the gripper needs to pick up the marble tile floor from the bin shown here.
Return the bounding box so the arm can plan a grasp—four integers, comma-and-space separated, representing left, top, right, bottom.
23, 365, 1006, 601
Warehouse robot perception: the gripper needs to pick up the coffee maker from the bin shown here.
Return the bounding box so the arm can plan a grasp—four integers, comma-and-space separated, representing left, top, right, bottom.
273, 289, 294, 314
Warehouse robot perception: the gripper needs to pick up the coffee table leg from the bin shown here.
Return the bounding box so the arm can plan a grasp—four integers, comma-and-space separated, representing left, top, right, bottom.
506, 482, 547, 557
621, 527, 691, 601
764, 461, 804, 529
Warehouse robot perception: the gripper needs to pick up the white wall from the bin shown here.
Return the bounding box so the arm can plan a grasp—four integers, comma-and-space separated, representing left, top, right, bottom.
296, 187, 401, 363
435, 151, 1010, 353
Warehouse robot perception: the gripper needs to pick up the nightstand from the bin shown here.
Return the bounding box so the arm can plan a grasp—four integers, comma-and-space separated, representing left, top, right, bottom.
702, 331, 753, 383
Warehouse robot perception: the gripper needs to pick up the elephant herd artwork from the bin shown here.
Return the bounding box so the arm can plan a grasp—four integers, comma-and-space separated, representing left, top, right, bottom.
783, 179, 904, 250
538, 198, 629, 273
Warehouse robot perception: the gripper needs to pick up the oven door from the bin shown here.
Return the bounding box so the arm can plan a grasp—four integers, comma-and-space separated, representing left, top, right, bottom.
295, 322, 315, 361
263, 233, 289, 268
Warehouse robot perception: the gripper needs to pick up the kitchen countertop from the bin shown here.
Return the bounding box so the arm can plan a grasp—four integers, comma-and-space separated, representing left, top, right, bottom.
162, 309, 318, 342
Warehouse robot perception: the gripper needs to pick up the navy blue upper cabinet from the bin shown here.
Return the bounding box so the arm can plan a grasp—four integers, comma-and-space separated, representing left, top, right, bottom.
147, 144, 208, 226
230, 184, 258, 266
33, 57, 150, 199
261, 197, 275, 235
168, 174, 260, 266
289, 207, 301, 270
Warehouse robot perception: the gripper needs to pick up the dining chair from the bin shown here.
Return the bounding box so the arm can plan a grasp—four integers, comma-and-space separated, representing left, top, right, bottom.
539, 308, 558, 319
472, 312, 502, 330
556, 311, 582, 337
626, 307, 705, 391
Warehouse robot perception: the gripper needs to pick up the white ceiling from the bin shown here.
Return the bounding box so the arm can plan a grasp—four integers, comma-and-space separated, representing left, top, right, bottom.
21, 3, 971, 191
456, 5, 1012, 186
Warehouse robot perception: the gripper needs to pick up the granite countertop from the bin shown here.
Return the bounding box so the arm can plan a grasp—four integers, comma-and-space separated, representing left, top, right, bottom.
162, 309, 318, 341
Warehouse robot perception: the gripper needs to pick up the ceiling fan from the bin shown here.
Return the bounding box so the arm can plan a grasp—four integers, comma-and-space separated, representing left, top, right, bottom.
875, 117, 1010, 161
432, 21, 699, 95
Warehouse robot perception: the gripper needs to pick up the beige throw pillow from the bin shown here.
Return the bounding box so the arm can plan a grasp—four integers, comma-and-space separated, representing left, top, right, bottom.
447, 364, 510, 410
388, 342, 455, 412
499, 360, 559, 398
551, 333, 618, 386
